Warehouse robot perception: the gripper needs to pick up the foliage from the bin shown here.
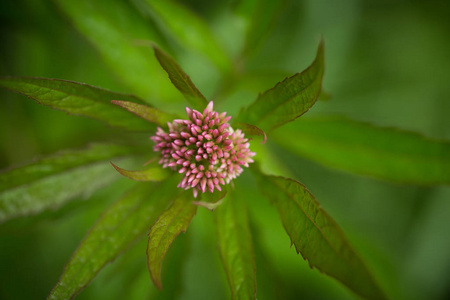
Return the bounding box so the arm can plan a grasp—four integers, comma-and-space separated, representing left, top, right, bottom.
1, 1, 449, 300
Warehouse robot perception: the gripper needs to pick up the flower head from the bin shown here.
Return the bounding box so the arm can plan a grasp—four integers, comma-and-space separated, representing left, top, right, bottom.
150, 101, 255, 197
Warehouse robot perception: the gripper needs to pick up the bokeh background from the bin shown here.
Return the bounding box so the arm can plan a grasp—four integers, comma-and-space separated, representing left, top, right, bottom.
1, 0, 449, 299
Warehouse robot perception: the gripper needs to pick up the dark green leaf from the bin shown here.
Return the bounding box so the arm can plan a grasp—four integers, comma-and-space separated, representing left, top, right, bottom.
48, 180, 178, 300
147, 194, 197, 289
0, 77, 154, 131
142, 0, 231, 72
110, 162, 171, 182
214, 192, 256, 300
111, 100, 178, 127
153, 45, 208, 110
53, 0, 180, 102
275, 117, 450, 185
251, 169, 386, 300
237, 40, 324, 132
0, 144, 131, 224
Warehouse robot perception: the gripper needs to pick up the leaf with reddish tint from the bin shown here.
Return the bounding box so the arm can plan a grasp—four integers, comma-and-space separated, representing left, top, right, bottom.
0, 77, 154, 131
0, 144, 133, 224
48, 180, 178, 300
111, 100, 178, 127
251, 169, 387, 300
147, 194, 197, 289
110, 161, 171, 182
153, 45, 208, 110
237, 40, 324, 132
214, 192, 256, 300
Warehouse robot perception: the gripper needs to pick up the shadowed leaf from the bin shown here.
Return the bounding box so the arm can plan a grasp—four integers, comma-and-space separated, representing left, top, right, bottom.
0, 144, 132, 224
110, 161, 171, 182
0, 77, 154, 131
252, 169, 387, 300
147, 194, 197, 289
153, 45, 208, 110
111, 100, 178, 127
48, 180, 178, 300
275, 117, 450, 185
237, 40, 324, 132
214, 192, 256, 300
142, 0, 230, 72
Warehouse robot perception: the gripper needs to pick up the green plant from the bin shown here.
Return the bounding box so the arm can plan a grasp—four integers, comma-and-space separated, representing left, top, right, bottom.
1, 1, 449, 300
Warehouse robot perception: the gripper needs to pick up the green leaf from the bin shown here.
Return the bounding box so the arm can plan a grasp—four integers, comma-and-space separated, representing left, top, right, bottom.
147, 194, 197, 289
251, 170, 386, 300
238, 0, 289, 56
0, 77, 154, 131
0, 144, 132, 224
111, 100, 178, 127
237, 40, 324, 132
275, 117, 450, 185
214, 192, 256, 300
110, 161, 171, 182
53, 0, 179, 102
152, 45, 208, 110
193, 189, 228, 211
48, 180, 178, 300
235, 122, 267, 144
142, 0, 231, 72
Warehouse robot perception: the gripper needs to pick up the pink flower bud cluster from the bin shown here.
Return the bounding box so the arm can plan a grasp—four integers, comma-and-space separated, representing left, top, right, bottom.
150, 101, 255, 197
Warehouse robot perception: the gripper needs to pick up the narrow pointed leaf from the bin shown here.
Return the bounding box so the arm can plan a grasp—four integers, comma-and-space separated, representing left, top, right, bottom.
48, 180, 178, 300
153, 45, 208, 110
275, 117, 450, 185
251, 170, 386, 300
0, 77, 154, 131
214, 193, 256, 300
237, 40, 324, 132
142, 0, 230, 72
147, 194, 197, 289
111, 100, 177, 127
235, 122, 267, 144
111, 161, 171, 182
53, 0, 179, 102
0, 144, 132, 223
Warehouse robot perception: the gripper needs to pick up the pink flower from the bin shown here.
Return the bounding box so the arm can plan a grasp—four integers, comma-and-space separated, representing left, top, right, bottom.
150, 101, 255, 197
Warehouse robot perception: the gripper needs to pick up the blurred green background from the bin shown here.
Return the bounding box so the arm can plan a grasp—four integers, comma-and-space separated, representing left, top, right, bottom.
1, 0, 449, 299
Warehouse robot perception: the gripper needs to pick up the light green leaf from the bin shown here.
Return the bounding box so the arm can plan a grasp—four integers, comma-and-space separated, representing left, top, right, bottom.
214, 193, 256, 300
237, 40, 324, 132
153, 45, 208, 110
275, 117, 450, 185
111, 161, 171, 182
53, 0, 179, 102
48, 180, 177, 300
0, 144, 132, 224
111, 100, 178, 127
142, 0, 231, 72
251, 170, 386, 300
0, 77, 154, 131
147, 194, 197, 289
